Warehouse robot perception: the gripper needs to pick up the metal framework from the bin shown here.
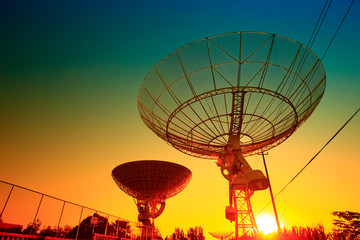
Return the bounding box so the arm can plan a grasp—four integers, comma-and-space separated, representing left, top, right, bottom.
137, 32, 326, 238
112, 161, 192, 228
229, 91, 245, 137
231, 184, 258, 238
138, 32, 325, 160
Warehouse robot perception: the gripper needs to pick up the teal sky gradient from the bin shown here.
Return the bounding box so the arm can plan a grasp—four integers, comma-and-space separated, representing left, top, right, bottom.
1, 0, 359, 237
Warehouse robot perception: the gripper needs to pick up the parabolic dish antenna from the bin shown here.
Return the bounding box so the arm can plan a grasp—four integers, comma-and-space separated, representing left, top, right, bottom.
138, 32, 325, 158
112, 160, 192, 227
209, 231, 234, 240
137, 32, 325, 237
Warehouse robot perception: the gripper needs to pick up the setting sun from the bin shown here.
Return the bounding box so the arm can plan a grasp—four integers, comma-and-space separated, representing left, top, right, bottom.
256, 214, 278, 235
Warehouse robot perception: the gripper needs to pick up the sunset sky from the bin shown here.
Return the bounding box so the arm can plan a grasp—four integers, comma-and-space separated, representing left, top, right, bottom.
0, 0, 359, 238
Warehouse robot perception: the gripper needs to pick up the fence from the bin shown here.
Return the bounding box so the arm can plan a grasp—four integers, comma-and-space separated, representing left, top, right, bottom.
0, 180, 156, 240
0, 232, 41, 240
0, 232, 134, 240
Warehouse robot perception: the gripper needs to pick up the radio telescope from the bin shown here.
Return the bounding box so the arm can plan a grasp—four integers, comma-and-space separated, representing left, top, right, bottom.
138, 32, 326, 238
112, 160, 192, 228
209, 231, 234, 240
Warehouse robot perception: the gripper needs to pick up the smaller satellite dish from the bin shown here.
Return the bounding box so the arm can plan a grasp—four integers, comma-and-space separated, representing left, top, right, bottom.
209, 231, 234, 240
112, 160, 192, 227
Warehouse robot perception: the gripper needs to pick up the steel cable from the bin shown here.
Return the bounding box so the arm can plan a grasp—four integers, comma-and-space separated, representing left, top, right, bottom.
256, 106, 360, 216
320, 0, 356, 61
255, 0, 357, 216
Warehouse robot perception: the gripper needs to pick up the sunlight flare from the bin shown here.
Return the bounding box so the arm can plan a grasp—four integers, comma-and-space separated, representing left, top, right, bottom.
256, 214, 278, 235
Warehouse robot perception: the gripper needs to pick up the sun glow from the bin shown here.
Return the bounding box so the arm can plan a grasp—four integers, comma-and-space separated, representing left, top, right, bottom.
256, 214, 278, 235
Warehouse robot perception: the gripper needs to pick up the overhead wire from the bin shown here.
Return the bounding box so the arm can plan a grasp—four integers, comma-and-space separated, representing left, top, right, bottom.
278, 0, 333, 126
307, 0, 333, 49
320, 0, 356, 60
255, 0, 357, 216
256, 107, 360, 216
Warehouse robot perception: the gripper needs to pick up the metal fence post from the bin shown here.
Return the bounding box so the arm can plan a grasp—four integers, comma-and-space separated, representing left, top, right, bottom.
0, 185, 14, 219
56, 201, 66, 237
33, 194, 44, 223
30, 194, 44, 235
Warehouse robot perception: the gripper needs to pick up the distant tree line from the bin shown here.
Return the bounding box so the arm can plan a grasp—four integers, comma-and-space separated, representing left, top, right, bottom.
0, 213, 131, 239
167, 226, 204, 240
1, 211, 360, 239
166, 211, 360, 240
332, 211, 360, 240
228, 211, 360, 240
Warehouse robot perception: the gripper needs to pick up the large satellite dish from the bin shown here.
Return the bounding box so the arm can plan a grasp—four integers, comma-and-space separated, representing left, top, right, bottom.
138, 32, 325, 237
112, 160, 192, 227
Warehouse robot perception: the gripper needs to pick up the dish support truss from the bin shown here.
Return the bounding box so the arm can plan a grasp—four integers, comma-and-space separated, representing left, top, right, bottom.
228, 183, 258, 238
